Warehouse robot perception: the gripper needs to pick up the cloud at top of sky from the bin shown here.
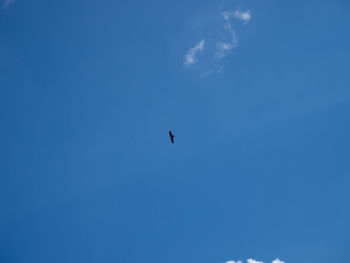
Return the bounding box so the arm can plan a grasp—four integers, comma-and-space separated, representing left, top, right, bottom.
222, 9, 252, 24
1, 0, 15, 9
247, 259, 264, 263
184, 39, 205, 66
183, 6, 252, 76
226, 259, 284, 263
233, 10, 251, 24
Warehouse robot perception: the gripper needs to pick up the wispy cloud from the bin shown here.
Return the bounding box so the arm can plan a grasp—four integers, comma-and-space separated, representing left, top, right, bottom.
183, 6, 252, 76
200, 69, 213, 77
184, 39, 205, 66
216, 41, 234, 58
200, 65, 224, 77
247, 260, 264, 263
1, 0, 15, 9
215, 22, 238, 59
233, 10, 251, 24
226, 259, 284, 263
222, 9, 252, 24
222, 11, 232, 21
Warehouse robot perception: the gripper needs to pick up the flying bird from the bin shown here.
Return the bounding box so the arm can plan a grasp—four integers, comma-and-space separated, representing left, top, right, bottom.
169, 130, 174, 144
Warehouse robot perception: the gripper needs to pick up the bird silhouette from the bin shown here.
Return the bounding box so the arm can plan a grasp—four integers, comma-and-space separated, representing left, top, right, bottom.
169, 130, 174, 144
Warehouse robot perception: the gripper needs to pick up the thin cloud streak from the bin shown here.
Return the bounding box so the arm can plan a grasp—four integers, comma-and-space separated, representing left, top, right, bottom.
184, 39, 205, 66
226, 259, 284, 263
2, 0, 15, 9
215, 22, 238, 59
200, 69, 213, 77
216, 41, 234, 58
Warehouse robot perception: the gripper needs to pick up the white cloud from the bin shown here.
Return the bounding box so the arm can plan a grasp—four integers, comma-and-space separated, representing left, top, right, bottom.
215, 22, 238, 59
247, 259, 264, 263
184, 6, 252, 75
221, 9, 252, 24
233, 10, 251, 24
184, 39, 205, 66
2, 0, 15, 9
222, 11, 232, 21
200, 69, 213, 77
225, 259, 284, 263
216, 41, 234, 58
224, 22, 238, 46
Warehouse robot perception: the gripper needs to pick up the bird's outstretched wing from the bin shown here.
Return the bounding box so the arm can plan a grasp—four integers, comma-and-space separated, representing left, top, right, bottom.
169, 130, 174, 144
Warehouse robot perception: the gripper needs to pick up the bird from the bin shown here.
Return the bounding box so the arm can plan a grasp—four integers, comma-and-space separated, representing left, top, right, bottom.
169, 130, 174, 144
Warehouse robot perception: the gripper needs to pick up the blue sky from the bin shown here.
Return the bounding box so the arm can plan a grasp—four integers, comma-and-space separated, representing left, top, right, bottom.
1, 0, 350, 262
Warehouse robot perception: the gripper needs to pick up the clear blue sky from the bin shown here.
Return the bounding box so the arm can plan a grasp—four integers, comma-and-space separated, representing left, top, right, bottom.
1, 0, 350, 262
